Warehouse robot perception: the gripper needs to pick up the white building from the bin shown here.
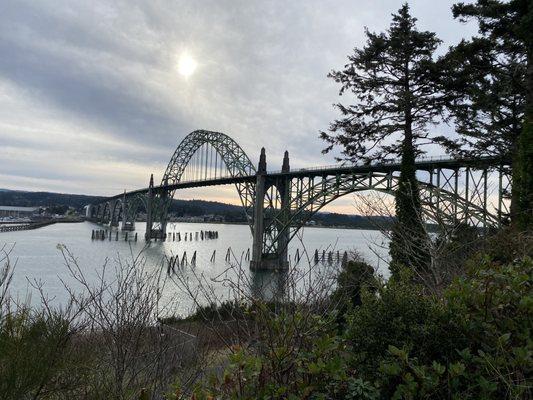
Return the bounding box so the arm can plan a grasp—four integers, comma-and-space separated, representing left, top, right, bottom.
0, 206, 41, 218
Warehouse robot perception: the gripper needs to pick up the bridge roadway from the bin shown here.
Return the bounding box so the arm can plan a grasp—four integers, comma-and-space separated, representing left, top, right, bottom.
106, 155, 505, 202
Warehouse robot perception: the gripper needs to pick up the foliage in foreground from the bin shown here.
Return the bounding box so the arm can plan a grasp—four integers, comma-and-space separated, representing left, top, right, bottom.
184, 256, 532, 400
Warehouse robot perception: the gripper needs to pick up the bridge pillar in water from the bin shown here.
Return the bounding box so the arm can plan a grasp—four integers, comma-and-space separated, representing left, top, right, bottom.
159, 177, 169, 235
109, 199, 119, 227
250, 149, 290, 271
277, 151, 291, 266
251, 148, 267, 269
120, 190, 135, 231
85, 204, 94, 218
145, 174, 154, 240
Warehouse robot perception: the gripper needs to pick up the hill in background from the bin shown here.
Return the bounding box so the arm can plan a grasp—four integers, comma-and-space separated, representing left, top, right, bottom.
0, 189, 392, 229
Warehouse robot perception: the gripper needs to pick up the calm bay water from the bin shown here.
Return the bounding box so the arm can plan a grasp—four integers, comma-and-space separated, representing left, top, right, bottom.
2, 222, 389, 316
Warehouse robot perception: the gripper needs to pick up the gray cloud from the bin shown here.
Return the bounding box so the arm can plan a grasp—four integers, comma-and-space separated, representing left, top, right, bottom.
0, 0, 477, 211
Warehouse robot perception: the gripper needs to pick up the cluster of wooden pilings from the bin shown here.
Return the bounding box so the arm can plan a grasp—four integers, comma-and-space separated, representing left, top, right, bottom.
166, 251, 199, 274
91, 229, 138, 242
158, 230, 219, 242
312, 249, 348, 265
90, 229, 219, 242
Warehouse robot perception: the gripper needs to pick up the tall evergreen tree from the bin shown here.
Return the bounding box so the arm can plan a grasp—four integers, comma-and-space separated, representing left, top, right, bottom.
438, 0, 533, 229
321, 4, 446, 274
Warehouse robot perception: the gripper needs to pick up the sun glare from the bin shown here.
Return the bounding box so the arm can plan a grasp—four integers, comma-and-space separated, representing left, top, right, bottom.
177, 53, 197, 78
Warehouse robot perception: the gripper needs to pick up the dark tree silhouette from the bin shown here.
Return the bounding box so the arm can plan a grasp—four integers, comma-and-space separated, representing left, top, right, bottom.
437, 0, 532, 228
321, 4, 444, 274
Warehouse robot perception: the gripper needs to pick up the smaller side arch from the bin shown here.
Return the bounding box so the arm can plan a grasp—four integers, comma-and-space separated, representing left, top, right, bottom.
262, 171, 500, 254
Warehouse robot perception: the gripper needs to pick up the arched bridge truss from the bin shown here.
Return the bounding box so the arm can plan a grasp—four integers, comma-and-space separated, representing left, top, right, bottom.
87, 130, 511, 270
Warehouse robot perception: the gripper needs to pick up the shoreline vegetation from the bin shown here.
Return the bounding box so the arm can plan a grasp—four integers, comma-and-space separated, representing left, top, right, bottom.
0, 230, 531, 399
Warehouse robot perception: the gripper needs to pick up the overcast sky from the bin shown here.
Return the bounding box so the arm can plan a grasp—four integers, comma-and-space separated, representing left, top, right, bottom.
0, 0, 478, 212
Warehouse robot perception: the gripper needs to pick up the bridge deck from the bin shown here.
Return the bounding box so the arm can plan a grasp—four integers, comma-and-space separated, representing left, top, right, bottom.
105, 155, 506, 201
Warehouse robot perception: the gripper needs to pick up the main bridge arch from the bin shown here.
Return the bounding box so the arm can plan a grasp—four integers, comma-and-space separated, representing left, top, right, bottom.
147, 130, 257, 236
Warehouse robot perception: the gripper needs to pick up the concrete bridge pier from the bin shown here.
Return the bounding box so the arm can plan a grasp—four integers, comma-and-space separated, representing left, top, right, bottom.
250, 149, 290, 270
251, 148, 267, 269
277, 151, 291, 267
159, 178, 169, 236
109, 199, 119, 227
145, 174, 154, 240
120, 191, 135, 231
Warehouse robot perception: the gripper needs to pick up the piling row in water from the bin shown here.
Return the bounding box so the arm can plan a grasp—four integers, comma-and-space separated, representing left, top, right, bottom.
91, 229, 138, 242
312, 249, 348, 265
91, 229, 218, 242
162, 230, 219, 242
166, 250, 199, 274
91, 229, 108, 240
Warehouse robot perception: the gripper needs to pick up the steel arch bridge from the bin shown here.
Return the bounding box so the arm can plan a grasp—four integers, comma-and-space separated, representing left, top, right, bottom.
87, 130, 512, 270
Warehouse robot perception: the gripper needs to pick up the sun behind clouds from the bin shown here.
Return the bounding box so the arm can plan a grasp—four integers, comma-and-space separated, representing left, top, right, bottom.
177, 53, 197, 78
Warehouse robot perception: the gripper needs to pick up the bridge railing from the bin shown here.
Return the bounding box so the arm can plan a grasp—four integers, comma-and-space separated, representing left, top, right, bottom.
266, 154, 501, 175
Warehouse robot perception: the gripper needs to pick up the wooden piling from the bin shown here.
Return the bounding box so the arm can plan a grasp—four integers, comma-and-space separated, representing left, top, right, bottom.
314, 249, 319, 263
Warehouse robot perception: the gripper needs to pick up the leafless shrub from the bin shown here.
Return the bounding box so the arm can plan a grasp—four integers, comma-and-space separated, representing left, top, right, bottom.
353, 192, 484, 292
168, 241, 354, 396
0, 244, 90, 400
57, 245, 201, 399
0, 243, 15, 312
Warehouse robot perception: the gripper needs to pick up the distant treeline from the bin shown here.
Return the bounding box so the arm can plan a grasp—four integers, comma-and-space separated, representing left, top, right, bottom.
0, 189, 394, 229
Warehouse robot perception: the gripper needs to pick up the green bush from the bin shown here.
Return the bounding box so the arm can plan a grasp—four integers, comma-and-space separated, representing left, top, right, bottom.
349, 257, 532, 399
331, 260, 377, 319
0, 308, 73, 399
182, 257, 531, 399
345, 272, 463, 381
173, 307, 368, 400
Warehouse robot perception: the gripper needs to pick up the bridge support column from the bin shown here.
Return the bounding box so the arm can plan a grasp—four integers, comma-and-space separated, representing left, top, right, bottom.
159, 178, 169, 236
121, 191, 135, 231
251, 148, 267, 270
250, 149, 290, 271
109, 199, 119, 227
277, 151, 291, 267
145, 174, 154, 240
85, 204, 94, 218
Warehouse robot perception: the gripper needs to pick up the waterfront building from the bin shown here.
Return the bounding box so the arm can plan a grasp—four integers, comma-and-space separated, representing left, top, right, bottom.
0, 205, 41, 218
